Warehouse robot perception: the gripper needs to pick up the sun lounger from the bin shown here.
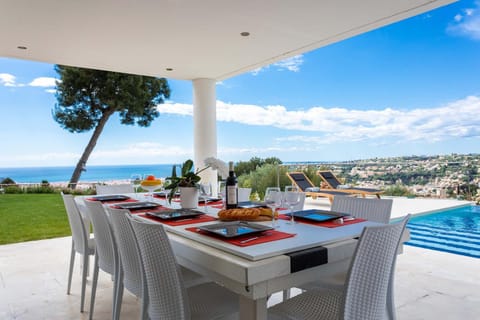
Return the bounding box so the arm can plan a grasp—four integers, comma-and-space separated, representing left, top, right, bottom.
317, 170, 384, 198
286, 172, 354, 203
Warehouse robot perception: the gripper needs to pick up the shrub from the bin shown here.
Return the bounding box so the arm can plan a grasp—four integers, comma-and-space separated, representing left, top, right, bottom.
238, 163, 291, 200
383, 184, 413, 197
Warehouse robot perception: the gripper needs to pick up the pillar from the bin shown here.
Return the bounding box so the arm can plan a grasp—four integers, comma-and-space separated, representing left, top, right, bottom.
193, 78, 218, 195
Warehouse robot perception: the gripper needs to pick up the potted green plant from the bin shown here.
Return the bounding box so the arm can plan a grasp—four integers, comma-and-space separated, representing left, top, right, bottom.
165, 159, 207, 208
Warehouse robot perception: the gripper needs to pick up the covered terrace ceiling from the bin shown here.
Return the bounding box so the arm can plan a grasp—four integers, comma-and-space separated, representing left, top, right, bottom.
1, 0, 455, 80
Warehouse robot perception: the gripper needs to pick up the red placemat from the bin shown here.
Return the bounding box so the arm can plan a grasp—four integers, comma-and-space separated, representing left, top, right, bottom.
136, 213, 216, 226
278, 214, 366, 228
185, 227, 295, 247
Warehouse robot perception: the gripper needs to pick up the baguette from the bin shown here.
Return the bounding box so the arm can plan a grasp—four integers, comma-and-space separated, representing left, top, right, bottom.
217, 207, 274, 221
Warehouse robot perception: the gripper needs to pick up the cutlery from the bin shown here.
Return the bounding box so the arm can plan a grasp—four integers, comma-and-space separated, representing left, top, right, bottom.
175, 218, 195, 222
239, 236, 259, 244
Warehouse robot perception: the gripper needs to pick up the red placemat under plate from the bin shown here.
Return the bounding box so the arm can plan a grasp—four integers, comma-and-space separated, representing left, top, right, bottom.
185, 227, 295, 247
136, 213, 217, 226
278, 214, 366, 228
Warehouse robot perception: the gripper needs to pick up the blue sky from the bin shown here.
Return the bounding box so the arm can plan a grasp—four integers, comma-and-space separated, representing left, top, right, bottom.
1, 0, 480, 168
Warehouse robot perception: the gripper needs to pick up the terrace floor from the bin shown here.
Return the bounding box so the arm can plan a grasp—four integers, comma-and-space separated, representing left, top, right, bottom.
1, 197, 479, 319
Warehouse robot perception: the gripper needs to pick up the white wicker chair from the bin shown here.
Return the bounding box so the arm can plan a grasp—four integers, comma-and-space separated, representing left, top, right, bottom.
299, 197, 396, 318
61, 193, 95, 313
84, 200, 119, 320
127, 215, 239, 320
95, 183, 134, 195
107, 206, 212, 320
107, 207, 148, 320
332, 197, 393, 224
269, 215, 410, 320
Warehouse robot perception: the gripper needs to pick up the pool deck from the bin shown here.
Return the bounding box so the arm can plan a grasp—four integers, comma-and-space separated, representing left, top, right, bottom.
1, 196, 479, 319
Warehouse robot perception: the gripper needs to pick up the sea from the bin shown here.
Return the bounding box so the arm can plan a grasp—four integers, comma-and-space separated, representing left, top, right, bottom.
0, 161, 322, 184
0, 164, 176, 183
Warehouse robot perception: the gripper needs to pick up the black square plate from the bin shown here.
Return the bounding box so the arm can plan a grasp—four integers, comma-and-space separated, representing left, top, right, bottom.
90, 195, 130, 201
145, 208, 204, 220
237, 201, 268, 208
286, 209, 347, 222
197, 221, 272, 238
115, 201, 160, 210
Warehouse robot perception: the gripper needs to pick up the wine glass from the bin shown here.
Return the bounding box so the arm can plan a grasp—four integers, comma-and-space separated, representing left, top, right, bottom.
218, 180, 226, 209
285, 185, 301, 224
264, 187, 282, 228
130, 174, 143, 199
141, 174, 162, 201
199, 183, 213, 212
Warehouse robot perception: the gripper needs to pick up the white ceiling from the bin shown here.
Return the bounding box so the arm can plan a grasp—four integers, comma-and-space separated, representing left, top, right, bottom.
0, 0, 455, 80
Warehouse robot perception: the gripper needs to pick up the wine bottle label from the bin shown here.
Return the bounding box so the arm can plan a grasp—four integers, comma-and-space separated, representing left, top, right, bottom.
226, 185, 237, 205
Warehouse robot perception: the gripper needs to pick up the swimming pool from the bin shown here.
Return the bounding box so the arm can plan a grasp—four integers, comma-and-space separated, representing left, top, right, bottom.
406, 204, 480, 258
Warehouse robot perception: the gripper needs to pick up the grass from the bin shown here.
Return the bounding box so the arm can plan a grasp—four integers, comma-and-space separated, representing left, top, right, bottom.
0, 193, 71, 245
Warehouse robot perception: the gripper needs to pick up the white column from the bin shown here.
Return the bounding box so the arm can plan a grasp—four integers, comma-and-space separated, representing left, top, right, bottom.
193, 78, 218, 195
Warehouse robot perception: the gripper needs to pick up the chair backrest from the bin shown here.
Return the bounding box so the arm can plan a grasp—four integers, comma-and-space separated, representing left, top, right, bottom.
96, 184, 134, 195
238, 187, 252, 202
128, 215, 191, 320
342, 215, 410, 320
317, 170, 341, 189
286, 172, 314, 192
84, 200, 117, 274
61, 193, 89, 255
107, 207, 145, 298
331, 197, 393, 224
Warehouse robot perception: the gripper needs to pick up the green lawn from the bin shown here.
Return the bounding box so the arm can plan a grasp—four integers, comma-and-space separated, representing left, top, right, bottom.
0, 193, 71, 245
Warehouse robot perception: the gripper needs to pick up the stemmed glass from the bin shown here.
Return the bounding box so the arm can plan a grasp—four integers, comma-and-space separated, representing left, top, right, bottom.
130, 174, 143, 199
199, 183, 212, 213
285, 185, 301, 224
264, 187, 282, 228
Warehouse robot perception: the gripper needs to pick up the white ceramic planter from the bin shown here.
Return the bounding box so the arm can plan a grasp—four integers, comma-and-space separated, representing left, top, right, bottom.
179, 187, 199, 209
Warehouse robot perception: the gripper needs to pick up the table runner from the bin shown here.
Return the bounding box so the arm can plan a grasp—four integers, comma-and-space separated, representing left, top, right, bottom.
278, 214, 366, 228
185, 227, 295, 247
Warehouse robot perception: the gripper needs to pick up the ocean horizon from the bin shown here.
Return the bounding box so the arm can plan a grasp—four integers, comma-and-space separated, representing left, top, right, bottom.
0, 161, 326, 184
0, 164, 176, 183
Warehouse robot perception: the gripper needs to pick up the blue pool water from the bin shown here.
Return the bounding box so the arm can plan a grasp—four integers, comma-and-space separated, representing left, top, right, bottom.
406, 205, 480, 258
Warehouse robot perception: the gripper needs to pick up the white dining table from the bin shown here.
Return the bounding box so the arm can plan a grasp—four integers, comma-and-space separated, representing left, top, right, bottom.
76, 193, 402, 320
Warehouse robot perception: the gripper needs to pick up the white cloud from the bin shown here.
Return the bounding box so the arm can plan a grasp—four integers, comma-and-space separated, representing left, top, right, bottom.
0, 73, 17, 87
29, 77, 57, 87
155, 95, 480, 145
448, 5, 480, 40
45, 89, 57, 94
251, 54, 304, 75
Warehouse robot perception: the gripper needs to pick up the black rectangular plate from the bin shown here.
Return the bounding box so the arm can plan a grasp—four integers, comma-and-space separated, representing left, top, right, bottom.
238, 201, 268, 208
146, 208, 204, 220
197, 221, 272, 238
115, 201, 160, 210
90, 195, 130, 201
153, 191, 180, 197
198, 197, 222, 203
286, 209, 346, 222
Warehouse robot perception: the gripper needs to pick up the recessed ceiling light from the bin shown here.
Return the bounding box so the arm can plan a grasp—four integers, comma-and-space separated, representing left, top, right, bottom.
166, 68, 173, 71
17, 46, 27, 50
240, 32, 250, 37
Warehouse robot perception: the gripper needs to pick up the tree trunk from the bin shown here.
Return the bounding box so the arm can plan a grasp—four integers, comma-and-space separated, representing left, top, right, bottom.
68, 110, 115, 189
